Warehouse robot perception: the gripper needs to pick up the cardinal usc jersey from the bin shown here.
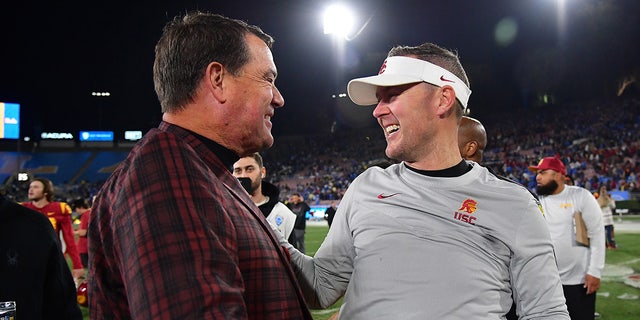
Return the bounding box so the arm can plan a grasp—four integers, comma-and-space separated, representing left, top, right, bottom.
22, 202, 72, 232
22, 201, 84, 269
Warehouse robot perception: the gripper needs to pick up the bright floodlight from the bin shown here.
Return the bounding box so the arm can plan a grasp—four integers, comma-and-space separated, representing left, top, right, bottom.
323, 4, 355, 38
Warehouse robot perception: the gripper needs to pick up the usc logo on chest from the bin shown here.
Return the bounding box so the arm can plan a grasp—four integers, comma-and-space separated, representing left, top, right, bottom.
453, 198, 478, 225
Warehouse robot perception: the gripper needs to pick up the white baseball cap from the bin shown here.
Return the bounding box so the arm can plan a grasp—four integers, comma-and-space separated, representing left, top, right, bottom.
347, 56, 471, 108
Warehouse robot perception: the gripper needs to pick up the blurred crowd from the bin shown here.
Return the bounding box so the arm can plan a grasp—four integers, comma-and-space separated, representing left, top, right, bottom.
481, 98, 640, 194
3, 97, 639, 206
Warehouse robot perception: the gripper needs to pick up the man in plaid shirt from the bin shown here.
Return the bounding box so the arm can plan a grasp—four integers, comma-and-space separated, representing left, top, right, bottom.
88, 12, 311, 319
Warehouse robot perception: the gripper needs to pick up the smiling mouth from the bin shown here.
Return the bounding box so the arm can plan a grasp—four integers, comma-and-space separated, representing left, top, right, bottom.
385, 124, 400, 135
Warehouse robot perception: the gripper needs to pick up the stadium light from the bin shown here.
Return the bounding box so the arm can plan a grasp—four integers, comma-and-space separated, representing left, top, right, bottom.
322, 3, 374, 41
91, 91, 111, 97
323, 4, 355, 38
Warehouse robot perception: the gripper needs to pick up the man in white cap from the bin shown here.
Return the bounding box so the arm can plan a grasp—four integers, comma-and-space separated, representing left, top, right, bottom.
529, 156, 604, 320
279, 42, 569, 319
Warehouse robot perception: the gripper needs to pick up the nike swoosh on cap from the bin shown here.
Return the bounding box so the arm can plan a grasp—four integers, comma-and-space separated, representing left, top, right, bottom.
440, 75, 455, 83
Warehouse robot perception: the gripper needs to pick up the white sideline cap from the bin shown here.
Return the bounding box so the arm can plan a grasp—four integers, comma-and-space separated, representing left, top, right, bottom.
347, 56, 471, 108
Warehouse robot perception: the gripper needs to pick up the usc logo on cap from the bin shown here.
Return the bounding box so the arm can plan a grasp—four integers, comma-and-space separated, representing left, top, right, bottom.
378, 59, 387, 74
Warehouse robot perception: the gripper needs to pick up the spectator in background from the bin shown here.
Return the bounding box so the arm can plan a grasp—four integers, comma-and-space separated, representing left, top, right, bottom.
0, 193, 82, 319
233, 153, 297, 243
72, 198, 91, 268
324, 201, 337, 228
596, 185, 617, 249
457, 115, 487, 163
21, 178, 84, 280
88, 11, 311, 319
530, 157, 604, 319
287, 193, 310, 254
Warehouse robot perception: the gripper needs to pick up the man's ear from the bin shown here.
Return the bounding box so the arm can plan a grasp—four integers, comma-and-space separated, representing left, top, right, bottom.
206, 62, 226, 103
437, 86, 457, 116
462, 141, 478, 158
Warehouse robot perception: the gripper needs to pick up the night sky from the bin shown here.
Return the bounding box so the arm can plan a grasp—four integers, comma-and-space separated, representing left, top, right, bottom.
1, 0, 638, 139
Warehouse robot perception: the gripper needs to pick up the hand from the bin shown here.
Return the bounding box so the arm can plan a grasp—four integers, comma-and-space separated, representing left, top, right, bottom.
584, 274, 600, 295
72, 268, 86, 280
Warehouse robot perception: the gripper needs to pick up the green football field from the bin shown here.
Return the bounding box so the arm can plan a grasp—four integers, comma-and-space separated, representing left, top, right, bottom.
79, 218, 640, 319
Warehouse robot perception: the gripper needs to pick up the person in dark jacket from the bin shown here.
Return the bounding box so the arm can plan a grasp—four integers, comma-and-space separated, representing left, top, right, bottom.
0, 193, 82, 319
324, 201, 337, 228
287, 193, 310, 254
